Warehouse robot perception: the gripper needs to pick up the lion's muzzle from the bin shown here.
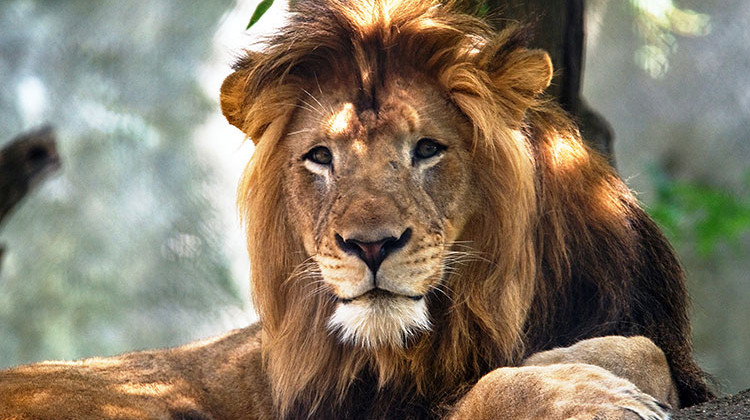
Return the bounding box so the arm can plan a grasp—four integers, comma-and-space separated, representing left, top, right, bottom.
323, 224, 438, 348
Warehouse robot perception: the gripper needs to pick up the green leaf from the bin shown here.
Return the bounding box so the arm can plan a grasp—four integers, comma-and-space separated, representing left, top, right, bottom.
246, 0, 274, 30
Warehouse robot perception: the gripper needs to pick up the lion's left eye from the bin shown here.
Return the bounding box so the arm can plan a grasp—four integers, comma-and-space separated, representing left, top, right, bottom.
413, 138, 446, 160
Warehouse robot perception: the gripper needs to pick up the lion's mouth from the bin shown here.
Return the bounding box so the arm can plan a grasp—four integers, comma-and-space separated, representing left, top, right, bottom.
335, 288, 423, 304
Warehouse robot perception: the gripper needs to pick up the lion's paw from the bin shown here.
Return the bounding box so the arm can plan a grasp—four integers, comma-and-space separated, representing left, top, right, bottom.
451, 363, 672, 420
608, 387, 671, 420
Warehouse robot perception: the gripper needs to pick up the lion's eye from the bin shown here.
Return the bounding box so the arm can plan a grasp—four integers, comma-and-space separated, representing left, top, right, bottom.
304, 146, 333, 165
414, 138, 446, 160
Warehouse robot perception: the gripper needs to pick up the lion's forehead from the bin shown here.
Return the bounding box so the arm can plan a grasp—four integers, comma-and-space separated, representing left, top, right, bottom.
318, 100, 422, 147
299, 73, 445, 143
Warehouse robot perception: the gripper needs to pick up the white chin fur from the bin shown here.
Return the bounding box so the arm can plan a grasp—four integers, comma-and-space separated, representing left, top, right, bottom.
327, 297, 431, 348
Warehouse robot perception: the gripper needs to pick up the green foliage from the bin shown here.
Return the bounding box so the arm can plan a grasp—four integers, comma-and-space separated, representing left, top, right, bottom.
247, 0, 274, 29
648, 167, 750, 256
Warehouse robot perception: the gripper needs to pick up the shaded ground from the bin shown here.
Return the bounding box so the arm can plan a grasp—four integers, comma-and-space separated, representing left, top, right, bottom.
674, 389, 750, 419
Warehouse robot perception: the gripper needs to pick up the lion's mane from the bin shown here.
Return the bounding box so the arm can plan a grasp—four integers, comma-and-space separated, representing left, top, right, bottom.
221, 0, 712, 417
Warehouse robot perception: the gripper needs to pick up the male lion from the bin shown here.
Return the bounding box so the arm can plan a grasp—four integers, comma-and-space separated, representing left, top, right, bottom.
0, 0, 712, 418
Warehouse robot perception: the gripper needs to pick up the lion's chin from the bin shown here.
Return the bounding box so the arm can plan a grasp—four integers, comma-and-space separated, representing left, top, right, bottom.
326, 292, 431, 349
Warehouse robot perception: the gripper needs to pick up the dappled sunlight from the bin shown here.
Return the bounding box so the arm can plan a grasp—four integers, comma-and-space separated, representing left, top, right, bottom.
25, 390, 52, 406
629, 0, 711, 36
178, 330, 234, 351
328, 103, 355, 135
80, 357, 128, 369
116, 381, 173, 397
346, 0, 379, 29
14, 357, 123, 373
101, 404, 150, 418
416, 17, 438, 30
549, 134, 590, 172
346, 0, 401, 30
0, 337, 237, 417
352, 139, 367, 155
16, 75, 48, 126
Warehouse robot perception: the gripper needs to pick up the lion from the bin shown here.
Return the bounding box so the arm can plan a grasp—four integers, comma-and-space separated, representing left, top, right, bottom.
0, 0, 712, 418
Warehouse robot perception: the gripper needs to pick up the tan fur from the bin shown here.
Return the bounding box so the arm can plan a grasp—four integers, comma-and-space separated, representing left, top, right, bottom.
523, 336, 680, 410
450, 336, 676, 419
449, 338, 677, 420
453, 360, 670, 419
0, 0, 711, 418
0, 325, 274, 419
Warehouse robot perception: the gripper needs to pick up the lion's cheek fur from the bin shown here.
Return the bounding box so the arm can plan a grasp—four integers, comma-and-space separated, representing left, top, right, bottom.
421, 152, 477, 237
279, 155, 330, 257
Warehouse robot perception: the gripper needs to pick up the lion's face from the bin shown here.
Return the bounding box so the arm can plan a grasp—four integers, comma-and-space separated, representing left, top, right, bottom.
280, 72, 478, 348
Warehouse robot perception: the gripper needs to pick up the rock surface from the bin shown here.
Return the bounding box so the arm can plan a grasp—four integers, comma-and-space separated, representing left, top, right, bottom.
674, 389, 750, 419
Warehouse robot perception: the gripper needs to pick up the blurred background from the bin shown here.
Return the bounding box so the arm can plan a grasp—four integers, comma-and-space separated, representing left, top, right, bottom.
0, 0, 747, 395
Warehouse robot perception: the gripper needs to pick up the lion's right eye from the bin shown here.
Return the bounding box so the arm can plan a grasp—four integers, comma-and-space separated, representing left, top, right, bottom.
304, 146, 333, 165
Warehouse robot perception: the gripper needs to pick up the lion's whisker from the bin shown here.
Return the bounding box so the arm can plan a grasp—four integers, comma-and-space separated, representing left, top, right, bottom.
288, 129, 313, 136
297, 99, 326, 117
302, 88, 331, 115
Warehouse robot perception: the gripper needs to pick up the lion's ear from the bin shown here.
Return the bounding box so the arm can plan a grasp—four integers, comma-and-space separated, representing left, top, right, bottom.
489, 48, 553, 99
220, 68, 251, 133
220, 52, 298, 142
220, 51, 268, 135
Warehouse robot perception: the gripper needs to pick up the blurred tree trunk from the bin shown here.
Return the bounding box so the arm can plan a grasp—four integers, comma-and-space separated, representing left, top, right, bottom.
0, 127, 60, 271
485, 0, 615, 164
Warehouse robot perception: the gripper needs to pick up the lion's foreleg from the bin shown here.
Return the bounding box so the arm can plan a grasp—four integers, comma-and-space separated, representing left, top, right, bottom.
522, 335, 679, 409
449, 336, 676, 420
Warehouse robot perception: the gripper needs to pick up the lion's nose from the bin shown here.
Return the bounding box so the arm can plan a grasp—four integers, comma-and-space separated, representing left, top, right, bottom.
335, 228, 412, 274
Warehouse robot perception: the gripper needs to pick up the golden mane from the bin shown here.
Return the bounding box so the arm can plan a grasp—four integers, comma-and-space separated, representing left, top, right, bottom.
220, 0, 711, 417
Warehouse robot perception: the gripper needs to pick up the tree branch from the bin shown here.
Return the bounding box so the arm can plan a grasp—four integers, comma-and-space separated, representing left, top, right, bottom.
0, 126, 61, 270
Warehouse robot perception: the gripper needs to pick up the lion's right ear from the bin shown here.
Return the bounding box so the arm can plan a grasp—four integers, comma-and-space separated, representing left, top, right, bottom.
220, 52, 299, 142
220, 51, 270, 136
